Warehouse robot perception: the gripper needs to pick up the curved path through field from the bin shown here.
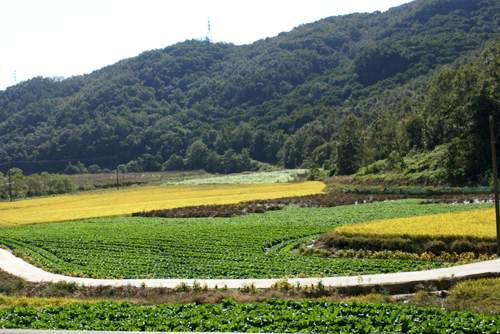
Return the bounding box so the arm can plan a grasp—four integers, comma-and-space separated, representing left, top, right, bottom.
1, 249, 499, 289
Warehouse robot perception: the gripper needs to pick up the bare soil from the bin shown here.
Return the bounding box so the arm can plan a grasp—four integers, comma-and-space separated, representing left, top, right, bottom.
132, 193, 494, 218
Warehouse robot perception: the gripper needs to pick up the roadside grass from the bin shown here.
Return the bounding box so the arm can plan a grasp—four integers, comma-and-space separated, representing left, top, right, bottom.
1, 266, 500, 316
0, 268, 390, 308
0, 296, 95, 309
398, 277, 500, 316
444, 277, 500, 315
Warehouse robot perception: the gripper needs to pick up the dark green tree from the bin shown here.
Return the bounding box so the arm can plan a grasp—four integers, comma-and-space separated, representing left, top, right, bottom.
186, 140, 209, 170
205, 151, 223, 174
223, 149, 238, 174
163, 154, 185, 171
141, 154, 163, 171
336, 115, 363, 175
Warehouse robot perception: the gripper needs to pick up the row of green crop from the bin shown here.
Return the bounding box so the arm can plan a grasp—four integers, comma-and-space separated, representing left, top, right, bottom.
0, 200, 493, 279
1, 299, 499, 333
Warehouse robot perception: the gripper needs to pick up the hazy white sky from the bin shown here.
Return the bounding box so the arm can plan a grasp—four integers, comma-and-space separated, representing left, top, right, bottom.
0, 0, 413, 91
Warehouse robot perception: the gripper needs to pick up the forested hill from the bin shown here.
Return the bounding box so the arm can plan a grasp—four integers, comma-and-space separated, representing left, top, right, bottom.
1, 0, 500, 182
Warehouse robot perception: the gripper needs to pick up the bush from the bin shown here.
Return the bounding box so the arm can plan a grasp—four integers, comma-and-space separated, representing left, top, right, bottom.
450, 239, 475, 254
357, 159, 389, 175
477, 242, 497, 254
40, 281, 79, 297
52, 175, 74, 194
0, 278, 26, 295
424, 240, 447, 254
381, 237, 416, 253
87, 165, 102, 174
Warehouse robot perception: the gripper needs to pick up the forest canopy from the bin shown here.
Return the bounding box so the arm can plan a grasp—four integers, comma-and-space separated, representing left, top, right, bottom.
1, 0, 500, 184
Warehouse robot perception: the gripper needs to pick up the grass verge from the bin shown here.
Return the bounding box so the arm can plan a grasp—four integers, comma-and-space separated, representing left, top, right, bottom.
2, 268, 500, 316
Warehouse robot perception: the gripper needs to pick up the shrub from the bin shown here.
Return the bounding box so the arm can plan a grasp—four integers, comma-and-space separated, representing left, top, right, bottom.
424, 240, 447, 254
174, 282, 191, 292
271, 279, 294, 292
0, 279, 26, 296
450, 239, 475, 254
40, 281, 79, 297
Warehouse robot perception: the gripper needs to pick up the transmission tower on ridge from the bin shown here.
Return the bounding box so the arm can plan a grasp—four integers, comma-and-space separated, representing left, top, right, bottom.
207, 17, 212, 42
13, 70, 17, 85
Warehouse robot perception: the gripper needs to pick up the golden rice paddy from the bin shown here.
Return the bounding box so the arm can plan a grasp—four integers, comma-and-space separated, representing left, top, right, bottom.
335, 208, 496, 241
0, 181, 325, 227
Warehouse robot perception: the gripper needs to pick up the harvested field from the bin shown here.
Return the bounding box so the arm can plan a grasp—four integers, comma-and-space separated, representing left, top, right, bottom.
68, 169, 209, 188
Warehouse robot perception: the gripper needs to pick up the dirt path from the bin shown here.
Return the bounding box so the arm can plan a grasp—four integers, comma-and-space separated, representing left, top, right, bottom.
1, 249, 499, 289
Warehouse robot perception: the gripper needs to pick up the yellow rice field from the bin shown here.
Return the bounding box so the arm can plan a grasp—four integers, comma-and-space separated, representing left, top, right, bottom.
0, 181, 325, 227
335, 208, 496, 241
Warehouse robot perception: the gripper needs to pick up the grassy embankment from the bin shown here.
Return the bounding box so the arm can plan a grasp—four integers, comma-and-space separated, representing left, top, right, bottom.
1, 268, 500, 316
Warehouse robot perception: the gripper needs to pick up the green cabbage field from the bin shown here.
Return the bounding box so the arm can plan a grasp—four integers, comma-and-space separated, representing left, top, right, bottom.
1, 299, 498, 333
0, 200, 492, 279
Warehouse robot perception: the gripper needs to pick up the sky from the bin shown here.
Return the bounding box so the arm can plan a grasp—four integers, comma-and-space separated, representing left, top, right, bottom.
0, 0, 413, 91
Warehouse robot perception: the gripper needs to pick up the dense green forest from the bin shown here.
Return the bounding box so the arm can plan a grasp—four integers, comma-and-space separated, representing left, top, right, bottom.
1, 0, 500, 184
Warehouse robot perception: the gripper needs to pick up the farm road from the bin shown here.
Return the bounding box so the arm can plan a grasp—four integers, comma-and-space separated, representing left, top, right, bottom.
1, 249, 500, 289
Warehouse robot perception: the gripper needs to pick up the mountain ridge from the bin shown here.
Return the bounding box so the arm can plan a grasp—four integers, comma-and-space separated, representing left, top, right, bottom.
0, 0, 499, 183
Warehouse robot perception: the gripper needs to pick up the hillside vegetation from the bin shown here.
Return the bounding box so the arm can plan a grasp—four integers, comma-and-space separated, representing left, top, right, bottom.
1, 0, 500, 184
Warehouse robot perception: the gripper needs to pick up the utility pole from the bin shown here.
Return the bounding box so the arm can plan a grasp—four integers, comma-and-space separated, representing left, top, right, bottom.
116, 156, 119, 190
489, 115, 500, 256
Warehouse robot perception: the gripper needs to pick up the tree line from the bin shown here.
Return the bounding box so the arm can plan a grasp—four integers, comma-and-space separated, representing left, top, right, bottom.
0, 169, 74, 200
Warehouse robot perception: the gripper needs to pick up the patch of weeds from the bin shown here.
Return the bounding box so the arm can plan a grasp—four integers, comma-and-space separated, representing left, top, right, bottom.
0, 278, 26, 296
174, 282, 191, 292
445, 277, 500, 315
39, 281, 79, 298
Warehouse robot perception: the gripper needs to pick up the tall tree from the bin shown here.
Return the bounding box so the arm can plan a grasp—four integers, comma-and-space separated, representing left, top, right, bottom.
186, 140, 209, 170
336, 115, 363, 175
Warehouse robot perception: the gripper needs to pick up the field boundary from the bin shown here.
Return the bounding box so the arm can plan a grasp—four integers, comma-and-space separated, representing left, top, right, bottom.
1, 249, 499, 290
1, 330, 257, 334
